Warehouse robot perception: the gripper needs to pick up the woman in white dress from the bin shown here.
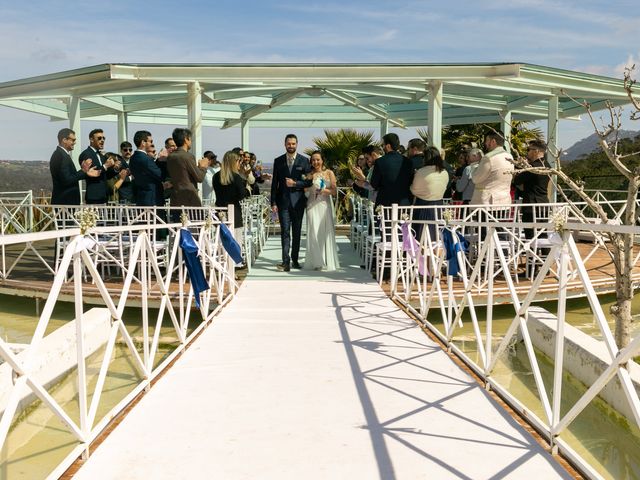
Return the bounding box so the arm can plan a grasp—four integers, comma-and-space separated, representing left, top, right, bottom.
303, 151, 340, 271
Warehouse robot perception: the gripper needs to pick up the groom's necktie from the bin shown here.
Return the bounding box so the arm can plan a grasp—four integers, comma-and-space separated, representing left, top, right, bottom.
287, 156, 294, 173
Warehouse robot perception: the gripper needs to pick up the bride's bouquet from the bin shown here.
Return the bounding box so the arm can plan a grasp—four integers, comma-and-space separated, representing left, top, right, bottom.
313, 175, 326, 192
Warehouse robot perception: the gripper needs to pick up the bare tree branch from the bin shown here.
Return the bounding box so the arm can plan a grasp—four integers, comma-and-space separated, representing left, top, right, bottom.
624, 65, 640, 120
510, 156, 611, 222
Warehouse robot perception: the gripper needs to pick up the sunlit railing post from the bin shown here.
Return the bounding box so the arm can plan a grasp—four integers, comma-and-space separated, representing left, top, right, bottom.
390, 203, 399, 295
27, 190, 33, 231
73, 247, 90, 458
228, 204, 236, 296
140, 232, 151, 387
485, 224, 495, 373
551, 230, 569, 453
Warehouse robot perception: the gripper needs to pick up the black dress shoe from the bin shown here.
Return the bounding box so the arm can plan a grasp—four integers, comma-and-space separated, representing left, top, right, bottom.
292, 261, 302, 269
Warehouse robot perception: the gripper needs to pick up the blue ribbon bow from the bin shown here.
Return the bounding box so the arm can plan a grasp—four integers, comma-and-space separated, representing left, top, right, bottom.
219, 222, 243, 264
441, 228, 469, 277
179, 228, 210, 307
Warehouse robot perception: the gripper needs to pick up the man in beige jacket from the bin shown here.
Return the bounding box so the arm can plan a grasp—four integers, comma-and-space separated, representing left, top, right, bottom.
167, 128, 208, 209
471, 133, 514, 205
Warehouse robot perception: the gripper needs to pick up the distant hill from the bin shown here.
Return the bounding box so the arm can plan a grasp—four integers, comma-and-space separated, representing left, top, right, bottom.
563, 130, 640, 162
562, 133, 640, 193
0, 160, 51, 195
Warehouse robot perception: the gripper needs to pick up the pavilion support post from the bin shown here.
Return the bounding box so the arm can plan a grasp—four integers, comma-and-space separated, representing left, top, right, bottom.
548, 95, 559, 202
187, 81, 203, 160
68, 95, 81, 165
241, 119, 250, 151
428, 81, 443, 150
380, 119, 389, 137
117, 112, 128, 146
501, 110, 512, 153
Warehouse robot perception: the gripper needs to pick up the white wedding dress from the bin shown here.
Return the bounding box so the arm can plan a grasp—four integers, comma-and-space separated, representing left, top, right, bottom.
303, 174, 340, 271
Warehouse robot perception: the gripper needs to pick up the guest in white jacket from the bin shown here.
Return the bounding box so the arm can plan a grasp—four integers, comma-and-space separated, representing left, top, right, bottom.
471, 133, 514, 206
202, 151, 220, 205
410, 146, 449, 241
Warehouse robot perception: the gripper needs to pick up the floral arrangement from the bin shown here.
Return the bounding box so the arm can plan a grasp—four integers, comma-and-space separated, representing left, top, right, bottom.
313, 176, 326, 191
552, 210, 567, 233
74, 207, 99, 234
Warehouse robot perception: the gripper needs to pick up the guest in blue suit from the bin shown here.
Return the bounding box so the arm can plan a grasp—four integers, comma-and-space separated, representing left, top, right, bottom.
129, 130, 163, 206
370, 133, 414, 207
270, 134, 312, 271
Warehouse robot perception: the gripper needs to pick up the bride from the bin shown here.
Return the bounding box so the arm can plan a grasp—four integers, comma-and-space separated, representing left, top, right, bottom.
303, 151, 340, 271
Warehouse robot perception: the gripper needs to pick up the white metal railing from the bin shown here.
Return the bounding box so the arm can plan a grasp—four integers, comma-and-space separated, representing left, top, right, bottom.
0, 203, 270, 283
0, 190, 33, 234
240, 194, 271, 271
0, 207, 238, 478
376, 202, 640, 479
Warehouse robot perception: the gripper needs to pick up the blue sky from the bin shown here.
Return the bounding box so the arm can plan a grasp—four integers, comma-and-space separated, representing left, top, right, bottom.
1, 0, 639, 161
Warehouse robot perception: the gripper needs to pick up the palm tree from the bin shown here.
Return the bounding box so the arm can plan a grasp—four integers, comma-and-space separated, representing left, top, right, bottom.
304, 129, 376, 185
419, 121, 544, 158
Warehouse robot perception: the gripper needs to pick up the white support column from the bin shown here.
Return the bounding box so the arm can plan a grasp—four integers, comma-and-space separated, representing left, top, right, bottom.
501, 110, 512, 153
548, 95, 559, 202
428, 81, 443, 149
187, 81, 203, 160
379, 119, 389, 137
117, 112, 128, 146
68, 96, 81, 164
241, 119, 250, 151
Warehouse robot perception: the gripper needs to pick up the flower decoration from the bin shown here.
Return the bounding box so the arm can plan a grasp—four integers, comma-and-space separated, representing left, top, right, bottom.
552, 210, 567, 233
442, 208, 454, 226
205, 208, 213, 230
74, 207, 99, 235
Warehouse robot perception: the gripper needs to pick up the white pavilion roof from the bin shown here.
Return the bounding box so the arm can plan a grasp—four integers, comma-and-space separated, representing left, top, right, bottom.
0, 63, 634, 128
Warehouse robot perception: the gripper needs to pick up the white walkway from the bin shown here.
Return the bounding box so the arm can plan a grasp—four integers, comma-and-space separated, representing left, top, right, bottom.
75, 236, 571, 479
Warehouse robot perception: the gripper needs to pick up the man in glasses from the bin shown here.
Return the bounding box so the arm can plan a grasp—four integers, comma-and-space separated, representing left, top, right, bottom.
116, 141, 135, 204
50, 128, 100, 205
79, 128, 116, 204
120, 141, 133, 162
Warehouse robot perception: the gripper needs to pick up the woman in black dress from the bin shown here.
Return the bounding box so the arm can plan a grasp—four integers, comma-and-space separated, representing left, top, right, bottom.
213, 150, 250, 243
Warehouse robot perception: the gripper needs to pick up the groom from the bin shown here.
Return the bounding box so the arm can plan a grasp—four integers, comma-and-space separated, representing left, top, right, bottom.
271, 133, 312, 271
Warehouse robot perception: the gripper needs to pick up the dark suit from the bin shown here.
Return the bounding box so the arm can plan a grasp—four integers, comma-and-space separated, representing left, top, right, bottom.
50, 146, 86, 205
130, 150, 163, 206
116, 159, 135, 204
213, 172, 250, 228
516, 158, 550, 238
370, 151, 414, 207
270, 153, 311, 265
78, 146, 115, 204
